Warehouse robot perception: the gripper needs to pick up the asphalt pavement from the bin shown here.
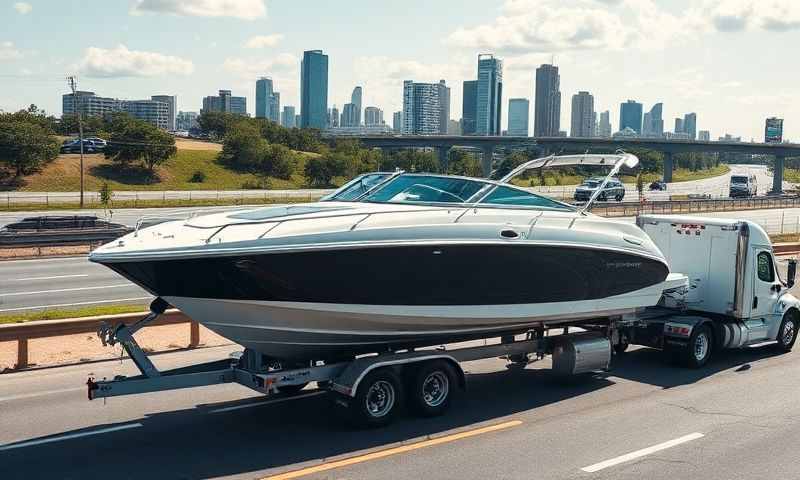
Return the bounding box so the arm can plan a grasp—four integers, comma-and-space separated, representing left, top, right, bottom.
2, 338, 800, 479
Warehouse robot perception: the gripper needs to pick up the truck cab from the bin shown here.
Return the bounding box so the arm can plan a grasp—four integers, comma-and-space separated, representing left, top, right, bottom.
729, 173, 757, 197
632, 215, 800, 366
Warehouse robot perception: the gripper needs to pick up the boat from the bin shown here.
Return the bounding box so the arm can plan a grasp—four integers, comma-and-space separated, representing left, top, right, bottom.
89, 153, 681, 361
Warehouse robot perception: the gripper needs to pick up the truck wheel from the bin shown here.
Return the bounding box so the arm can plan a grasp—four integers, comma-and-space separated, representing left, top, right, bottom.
407, 360, 456, 417
775, 313, 799, 352
599, 193, 607, 201
350, 369, 403, 428
683, 325, 713, 368
615, 194, 624, 202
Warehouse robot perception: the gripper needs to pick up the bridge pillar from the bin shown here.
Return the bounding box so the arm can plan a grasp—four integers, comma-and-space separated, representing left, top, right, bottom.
772, 155, 785, 194
481, 146, 494, 178
663, 151, 674, 183
437, 146, 450, 173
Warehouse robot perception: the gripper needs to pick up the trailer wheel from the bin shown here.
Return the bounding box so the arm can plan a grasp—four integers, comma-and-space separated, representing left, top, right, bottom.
682, 324, 713, 368
407, 361, 456, 417
775, 313, 799, 352
350, 369, 403, 428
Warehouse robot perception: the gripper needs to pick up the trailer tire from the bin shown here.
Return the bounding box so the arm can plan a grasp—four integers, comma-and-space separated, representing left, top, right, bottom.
407, 360, 456, 417
682, 324, 713, 368
775, 313, 799, 353
350, 369, 403, 428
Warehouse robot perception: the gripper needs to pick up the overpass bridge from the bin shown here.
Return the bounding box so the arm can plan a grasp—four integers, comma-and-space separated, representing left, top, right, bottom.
334, 135, 800, 192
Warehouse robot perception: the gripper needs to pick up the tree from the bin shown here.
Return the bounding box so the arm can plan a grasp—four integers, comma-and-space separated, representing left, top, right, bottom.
447, 150, 482, 177
0, 120, 59, 176
103, 114, 177, 173
219, 122, 268, 170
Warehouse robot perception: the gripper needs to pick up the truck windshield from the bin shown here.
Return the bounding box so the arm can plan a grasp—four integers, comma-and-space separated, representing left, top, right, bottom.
582, 180, 600, 187
731, 176, 748, 184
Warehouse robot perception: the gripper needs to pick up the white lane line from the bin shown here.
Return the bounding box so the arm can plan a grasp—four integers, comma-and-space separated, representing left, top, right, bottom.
2, 283, 133, 297
0, 387, 84, 403
208, 391, 325, 413
11, 274, 90, 282
0, 296, 151, 312
0, 423, 143, 451
580, 432, 705, 473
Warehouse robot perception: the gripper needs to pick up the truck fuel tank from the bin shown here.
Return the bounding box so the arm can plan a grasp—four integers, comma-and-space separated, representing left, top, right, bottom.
551, 333, 611, 375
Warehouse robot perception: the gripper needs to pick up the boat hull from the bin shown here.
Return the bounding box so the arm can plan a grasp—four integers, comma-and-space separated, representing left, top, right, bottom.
102, 242, 669, 360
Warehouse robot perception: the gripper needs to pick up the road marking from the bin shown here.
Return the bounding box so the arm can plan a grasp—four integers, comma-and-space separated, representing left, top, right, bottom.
0, 387, 84, 403
208, 391, 325, 413
2, 283, 133, 297
11, 274, 90, 282
0, 296, 151, 312
0, 423, 143, 451
262, 420, 523, 480
580, 432, 705, 473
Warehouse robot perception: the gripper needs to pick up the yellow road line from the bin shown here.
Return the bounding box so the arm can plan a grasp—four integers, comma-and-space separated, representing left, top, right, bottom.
263, 420, 523, 480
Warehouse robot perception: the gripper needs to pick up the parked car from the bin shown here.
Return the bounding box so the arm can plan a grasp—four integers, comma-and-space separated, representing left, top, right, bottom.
649, 180, 667, 191
60, 139, 103, 154
729, 173, 757, 197
574, 177, 625, 202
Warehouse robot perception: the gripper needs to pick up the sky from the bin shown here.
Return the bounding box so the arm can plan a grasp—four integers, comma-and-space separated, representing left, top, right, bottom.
1, 0, 799, 141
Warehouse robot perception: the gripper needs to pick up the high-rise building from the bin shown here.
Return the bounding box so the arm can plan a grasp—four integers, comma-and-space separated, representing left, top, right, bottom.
570, 91, 594, 137
300, 49, 329, 128
255, 77, 280, 122
507, 98, 529, 136
350, 86, 362, 126
176, 111, 198, 131
619, 100, 642, 134
534, 64, 561, 137
295, 114, 301, 127
62, 91, 172, 129
698, 130, 710, 141
202, 90, 246, 115
341, 103, 358, 127
122, 99, 170, 129
598, 110, 611, 137
151, 95, 176, 131
329, 105, 340, 128
765, 117, 784, 143
393, 111, 403, 133
447, 119, 461, 135
674, 117, 684, 134
683, 112, 697, 140
364, 106, 383, 126
641, 103, 663, 137
461, 80, 478, 135
402, 79, 449, 135
281, 106, 296, 128
476, 54, 502, 136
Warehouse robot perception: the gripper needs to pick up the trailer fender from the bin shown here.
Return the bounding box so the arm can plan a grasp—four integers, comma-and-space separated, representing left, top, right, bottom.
663, 316, 715, 349
332, 354, 466, 398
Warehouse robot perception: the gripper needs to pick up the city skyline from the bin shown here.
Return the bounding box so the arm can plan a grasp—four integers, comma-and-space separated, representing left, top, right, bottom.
1, 0, 799, 140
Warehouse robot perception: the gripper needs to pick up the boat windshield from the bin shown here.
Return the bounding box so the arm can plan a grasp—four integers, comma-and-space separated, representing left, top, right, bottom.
321, 173, 393, 201
360, 174, 574, 210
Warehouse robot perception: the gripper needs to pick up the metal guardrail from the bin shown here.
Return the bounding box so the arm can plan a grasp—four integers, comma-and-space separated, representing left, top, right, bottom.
0, 229, 130, 248
590, 195, 800, 218
0, 310, 197, 370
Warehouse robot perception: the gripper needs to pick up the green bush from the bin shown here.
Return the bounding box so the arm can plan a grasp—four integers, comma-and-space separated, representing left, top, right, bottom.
189, 170, 206, 183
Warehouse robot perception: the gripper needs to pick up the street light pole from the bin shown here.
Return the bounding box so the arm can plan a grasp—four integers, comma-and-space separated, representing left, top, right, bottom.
67, 76, 85, 208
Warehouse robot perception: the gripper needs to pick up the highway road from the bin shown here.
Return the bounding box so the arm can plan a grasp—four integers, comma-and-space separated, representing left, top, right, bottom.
3, 337, 800, 479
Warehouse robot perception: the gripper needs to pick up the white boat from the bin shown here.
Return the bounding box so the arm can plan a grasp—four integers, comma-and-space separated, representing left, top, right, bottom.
90, 153, 680, 361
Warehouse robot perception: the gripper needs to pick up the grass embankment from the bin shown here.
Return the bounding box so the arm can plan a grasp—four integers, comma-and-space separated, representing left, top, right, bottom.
783, 169, 800, 183
0, 195, 318, 212
515, 164, 730, 187
0, 304, 149, 325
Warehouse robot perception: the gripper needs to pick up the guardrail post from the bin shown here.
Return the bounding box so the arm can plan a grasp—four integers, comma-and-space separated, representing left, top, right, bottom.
16, 337, 29, 369
189, 321, 200, 348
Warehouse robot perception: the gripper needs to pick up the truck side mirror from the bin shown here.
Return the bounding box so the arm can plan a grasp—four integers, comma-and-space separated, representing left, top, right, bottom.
788, 259, 797, 289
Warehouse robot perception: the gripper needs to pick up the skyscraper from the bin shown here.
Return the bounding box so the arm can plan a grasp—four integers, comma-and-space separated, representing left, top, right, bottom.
351, 86, 362, 126
329, 105, 339, 127
476, 54, 502, 136
393, 111, 402, 133
364, 106, 383, 126
619, 100, 643, 134
641, 103, 663, 137
461, 80, 477, 135
598, 110, 611, 137
151, 95, 176, 131
402, 79, 449, 135
534, 64, 561, 137
698, 130, 710, 141
300, 50, 328, 129
341, 103, 358, 127
507, 98, 529, 136
683, 112, 697, 140
281, 106, 296, 128
570, 91, 594, 137
674, 117, 684, 134
255, 77, 277, 120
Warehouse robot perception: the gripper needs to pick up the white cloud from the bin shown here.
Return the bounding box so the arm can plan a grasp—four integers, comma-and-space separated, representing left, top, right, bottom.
223, 52, 296, 78
78, 45, 194, 78
244, 34, 283, 49
0, 41, 23, 60
701, 0, 800, 32
130, 0, 266, 20
13, 2, 32, 14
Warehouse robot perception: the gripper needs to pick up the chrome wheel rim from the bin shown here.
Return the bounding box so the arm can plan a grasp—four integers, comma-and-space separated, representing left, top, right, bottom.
422, 371, 449, 407
782, 321, 795, 345
365, 380, 395, 418
694, 332, 709, 361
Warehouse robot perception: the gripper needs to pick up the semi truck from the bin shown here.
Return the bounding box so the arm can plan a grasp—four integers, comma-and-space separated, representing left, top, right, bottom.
87, 214, 800, 427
